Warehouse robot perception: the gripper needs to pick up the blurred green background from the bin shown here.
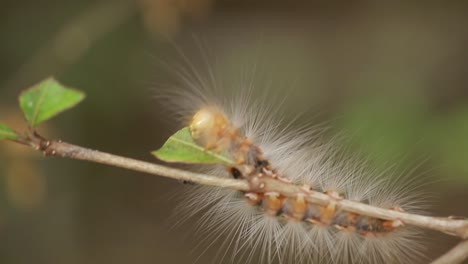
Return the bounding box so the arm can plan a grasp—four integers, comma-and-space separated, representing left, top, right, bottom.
1, 1, 468, 263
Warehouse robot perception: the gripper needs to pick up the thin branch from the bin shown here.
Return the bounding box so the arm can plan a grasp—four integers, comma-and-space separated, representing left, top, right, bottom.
23, 135, 468, 242
430, 240, 468, 264
32, 138, 249, 191
11, 134, 468, 262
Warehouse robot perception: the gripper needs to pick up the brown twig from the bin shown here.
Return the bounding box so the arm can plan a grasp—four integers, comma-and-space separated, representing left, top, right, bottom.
14, 134, 468, 263
25, 136, 468, 238
34, 138, 248, 191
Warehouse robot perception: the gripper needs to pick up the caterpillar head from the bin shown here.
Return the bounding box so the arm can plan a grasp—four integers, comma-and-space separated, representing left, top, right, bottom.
189, 107, 229, 148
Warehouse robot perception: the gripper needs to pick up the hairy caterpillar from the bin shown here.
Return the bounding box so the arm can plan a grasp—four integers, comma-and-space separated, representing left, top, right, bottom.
156, 46, 427, 264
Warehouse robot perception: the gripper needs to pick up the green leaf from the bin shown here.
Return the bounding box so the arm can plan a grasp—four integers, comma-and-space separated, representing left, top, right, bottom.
19, 77, 85, 127
152, 127, 234, 165
0, 123, 18, 140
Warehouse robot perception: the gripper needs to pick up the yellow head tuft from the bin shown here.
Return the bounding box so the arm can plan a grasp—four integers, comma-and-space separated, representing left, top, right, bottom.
189, 107, 229, 148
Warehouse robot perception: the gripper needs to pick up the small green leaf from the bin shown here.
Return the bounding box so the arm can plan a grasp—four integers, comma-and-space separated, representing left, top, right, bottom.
19, 77, 85, 127
0, 123, 18, 140
152, 127, 234, 165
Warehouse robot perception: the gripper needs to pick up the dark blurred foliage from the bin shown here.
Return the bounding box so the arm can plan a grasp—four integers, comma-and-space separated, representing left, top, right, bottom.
1, 0, 468, 263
